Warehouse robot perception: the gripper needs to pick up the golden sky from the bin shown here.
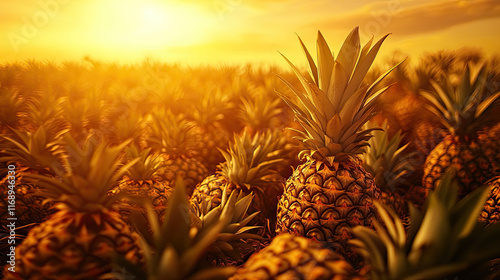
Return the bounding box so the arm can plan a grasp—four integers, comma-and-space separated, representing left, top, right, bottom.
1, 0, 500, 66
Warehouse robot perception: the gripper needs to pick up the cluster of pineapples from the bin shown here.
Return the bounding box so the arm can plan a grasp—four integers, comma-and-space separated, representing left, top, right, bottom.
1, 25, 500, 279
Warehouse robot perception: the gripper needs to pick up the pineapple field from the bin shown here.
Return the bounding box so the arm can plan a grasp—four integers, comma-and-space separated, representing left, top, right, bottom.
2, 27, 500, 280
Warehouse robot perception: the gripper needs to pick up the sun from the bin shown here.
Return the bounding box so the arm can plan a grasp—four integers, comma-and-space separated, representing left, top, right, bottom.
82, 0, 215, 50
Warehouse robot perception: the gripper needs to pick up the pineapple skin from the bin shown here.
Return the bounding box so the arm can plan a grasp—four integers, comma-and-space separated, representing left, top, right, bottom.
480, 177, 500, 225
422, 135, 496, 197
194, 123, 230, 172
275, 158, 380, 264
229, 233, 363, 280
156, 154, 208, 196
3, 209, 143, 280
115, 178, 173, 222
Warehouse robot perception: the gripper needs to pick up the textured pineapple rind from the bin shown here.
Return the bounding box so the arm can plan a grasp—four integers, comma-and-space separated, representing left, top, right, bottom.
276, 158, 380, 257
423, 135, 495, 197
3, 209, 143, 280
230, 233, 359, 280
156, 154, 208, 195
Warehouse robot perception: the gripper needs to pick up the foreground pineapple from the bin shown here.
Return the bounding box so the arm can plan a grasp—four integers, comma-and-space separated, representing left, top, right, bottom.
3, 134, 143, 280
113, 145, 173, 222
190, 130, 285, 230
148, 109, 209, 195
351, 170, 500, 280
421, 64, 500, 197
361, 120, 416, 217
230, 233, 362, 280
110, 179, 260, 280
275, 27, 399, 263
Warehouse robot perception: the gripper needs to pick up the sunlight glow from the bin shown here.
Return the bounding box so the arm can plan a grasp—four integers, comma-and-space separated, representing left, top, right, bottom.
83, 0, 214, 50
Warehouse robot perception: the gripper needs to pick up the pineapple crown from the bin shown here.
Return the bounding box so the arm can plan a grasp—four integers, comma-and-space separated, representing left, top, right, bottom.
277, 27, 401, 162
148, 109, 200, 157
351, 170, 500, 280
361, 120, 415, 191
0, 125, 66, 175
0, 87, 22, 127
219, 130, 285, 191
420, 64, 500, 139
115, 178, 259, 280
124, 145, 162, 181
111, 110, 144, 144
28, 133, 138, 212
188, 90, 233, 128
238, 92, 283, 133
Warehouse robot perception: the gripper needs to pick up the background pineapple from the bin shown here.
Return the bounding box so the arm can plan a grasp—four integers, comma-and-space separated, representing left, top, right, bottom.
275, 27, 400, 265
113, 145, 173, 222
190, 130, 285, 231
3, 134, 144, 280
360, 120, 416, 217
148, 109, 209, 195
420, 64, 500, 197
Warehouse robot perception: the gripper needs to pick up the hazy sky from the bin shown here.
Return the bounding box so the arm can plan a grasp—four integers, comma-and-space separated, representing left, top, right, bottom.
1, 0, 500, 66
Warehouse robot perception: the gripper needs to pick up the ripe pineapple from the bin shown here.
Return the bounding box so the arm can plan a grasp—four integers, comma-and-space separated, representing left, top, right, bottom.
187, 92, 232, 172
113, 145, 173, 222
275, 27, 399, 263
3, 134, 144, 280
478, 122, 500, 172
361, 120, 416, 217
480, 176, 500, 225
420, 64, 500, 197
230, 233, 363, 280
148, 109, 209, 195
351, 170, 500, 280
190, 130, 285, 230
110, 179, 260, 280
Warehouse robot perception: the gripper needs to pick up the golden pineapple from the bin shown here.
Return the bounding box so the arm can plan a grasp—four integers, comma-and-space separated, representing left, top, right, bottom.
361, 120, 416, 218
480, 176, 500, 225
230, 233, 363, 280
275, 27, 400, 264
148, 109, 209, 195
187, 92, 232, 172
190, 130, 285, 230
3, 134, 143, 279
420, 64, 500, 197
113, 145, 173, 222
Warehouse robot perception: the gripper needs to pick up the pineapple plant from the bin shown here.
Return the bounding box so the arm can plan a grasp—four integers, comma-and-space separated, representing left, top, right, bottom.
2, 134, 144, 280
187, 92, 233, 172
148, 109, 209, 195
113, 145, 173, 222
230, 233, 363, 280
351, 170, 500, 280
420, 64, 500, 197
238, 91, 284, 135
190, 130, 285, 230
274, 27, 400, 264
110, 178, 260, 280
360, 119, 416, 217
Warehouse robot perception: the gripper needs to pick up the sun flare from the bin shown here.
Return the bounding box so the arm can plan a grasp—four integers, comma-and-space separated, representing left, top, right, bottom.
82, 0, 214, 50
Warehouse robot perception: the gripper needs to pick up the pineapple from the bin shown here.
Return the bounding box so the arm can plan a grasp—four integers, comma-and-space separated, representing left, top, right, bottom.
187, 92, 232, 172
113, 145, 173, 222
361, 120, 416, 217
110, 179, 260, 280
420, 64, 500, 197
351, 170, 500, 280
190, 130, 285, 231
480, 176, 500, 225
275, 27, 399, 264
148, 109, 209, 195
2, 134, 144, 280
230, 233, 362, 280
478, 122, 500, 173
238, 91, 284, 135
